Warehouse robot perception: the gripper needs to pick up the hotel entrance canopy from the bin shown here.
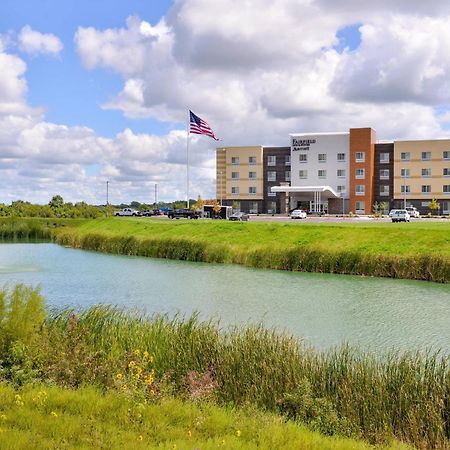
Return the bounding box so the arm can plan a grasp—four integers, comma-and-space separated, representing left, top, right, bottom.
271, 185, 340, 198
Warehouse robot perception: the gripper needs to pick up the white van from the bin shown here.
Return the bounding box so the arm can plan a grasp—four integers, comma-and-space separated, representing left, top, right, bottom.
405, 206, 420, 218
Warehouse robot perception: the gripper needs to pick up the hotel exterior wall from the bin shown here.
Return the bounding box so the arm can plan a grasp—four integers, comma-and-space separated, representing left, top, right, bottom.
263, 146, 290, 213
393, 139, 450, 200
374, 142, 394, 209
290, 132, 350, 194
216, 146, 264, 201
349, 128, 376, 214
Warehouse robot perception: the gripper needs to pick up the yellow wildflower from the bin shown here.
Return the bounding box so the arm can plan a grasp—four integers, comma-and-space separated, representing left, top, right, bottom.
133, 349, 140, 356
128, 361, 136, 368
143, 351, 149, 359
0, 414, 6, 421
236, 430, 241, 437
137, 435, 143, 441
150, 389, 155, 396
116, 373, 123, 380
135, 372, 141, 380
187, 430, 192, 438
51, 411, 58, 418
136, 367, 143, 375
221, 439, 226, 445
145, 375, 154, 385
149, 355, 154, 363
121, 384, 128, 391
172, 445, 177, 450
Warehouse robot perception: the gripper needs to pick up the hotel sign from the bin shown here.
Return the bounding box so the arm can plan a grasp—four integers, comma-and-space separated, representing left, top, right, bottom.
292, 138, 316, 151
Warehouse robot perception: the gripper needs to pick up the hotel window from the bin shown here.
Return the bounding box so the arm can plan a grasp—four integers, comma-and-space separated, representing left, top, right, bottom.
285, 155, 291, 166
267, 187, 276, 197
267, 171, 276, 182
267, 155, 276, 166
444, 185, 450, 194
231, 171, 239, 180
443, 168, 450, 177
249, 156, 256, 165
355, 152, 365, 162
355, 168, 365, 179
421, 185, 431, 194
380, 153, 390, 163
355, 201, 365, 214
285, 171, 291, 181
337, 185, 346, 193
337, 169, 346, 178
249, 171, 257, 180
421, 151, 431, 161
422, 168, 431, 178
444, 151, 450, 160
249, 202, 258, 214
318, 169, 327, 178
231, 187, 240, 195
400, 152, 410, 161
337, 153, 346, 161
380, 169, 389, 180
231, 156, 240, 165
299, 153, 308, 163
249, 186, 257, 195
400, 168, 410, 178
380, 185, 390, 196
421, 201, 430, 207
318, 153, 327, 162
355, 185, 365, 196
299, 170, 308, 179
401, 185, 410, 194
267, 201, 277, 213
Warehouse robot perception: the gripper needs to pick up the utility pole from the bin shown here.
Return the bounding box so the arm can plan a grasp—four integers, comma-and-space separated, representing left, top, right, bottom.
154, 183, 158, 208
220, 171, 223, 206
106, 180, 109, 206
402, 169, 407, 209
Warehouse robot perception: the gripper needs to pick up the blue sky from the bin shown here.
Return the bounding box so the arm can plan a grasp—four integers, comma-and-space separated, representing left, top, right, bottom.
0, 0, 449, 204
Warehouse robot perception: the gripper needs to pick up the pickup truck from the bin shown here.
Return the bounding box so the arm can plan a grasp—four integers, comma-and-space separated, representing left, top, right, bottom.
167, 209, 200, 219
114, 208, 140, 217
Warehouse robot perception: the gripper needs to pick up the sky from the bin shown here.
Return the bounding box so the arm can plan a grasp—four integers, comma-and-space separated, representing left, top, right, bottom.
1, 0, 450, 205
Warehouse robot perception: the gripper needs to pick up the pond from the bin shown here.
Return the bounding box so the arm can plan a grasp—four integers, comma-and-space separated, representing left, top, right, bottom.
1, 243, 449, 354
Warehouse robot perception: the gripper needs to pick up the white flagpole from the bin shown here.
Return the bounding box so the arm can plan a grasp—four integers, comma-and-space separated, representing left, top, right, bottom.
186, 112, 190, 209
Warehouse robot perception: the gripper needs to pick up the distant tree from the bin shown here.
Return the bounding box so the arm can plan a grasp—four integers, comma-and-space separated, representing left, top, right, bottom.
49, 195, 64, 209
379, 202, 389, 215
213, 201, 221, 216
192, 195, 204, 211
429, 198, 440, 215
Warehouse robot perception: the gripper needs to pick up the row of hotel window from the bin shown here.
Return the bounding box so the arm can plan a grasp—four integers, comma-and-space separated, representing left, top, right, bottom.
400, 168, 450, 177
231, 171, 291, 181
400, 151, 450, 161
229, 185, 450, 196
230, 156, 291, 165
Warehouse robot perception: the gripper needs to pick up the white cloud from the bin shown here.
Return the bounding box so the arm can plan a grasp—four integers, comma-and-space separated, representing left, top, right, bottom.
18, 25, 63, 57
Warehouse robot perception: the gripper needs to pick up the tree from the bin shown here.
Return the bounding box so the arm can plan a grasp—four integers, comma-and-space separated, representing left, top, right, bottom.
429, 198, 440, 216
213, 201, 222, 216
192, 195, 204, 211
49, 195, 64, 209
379, 202, 389, 215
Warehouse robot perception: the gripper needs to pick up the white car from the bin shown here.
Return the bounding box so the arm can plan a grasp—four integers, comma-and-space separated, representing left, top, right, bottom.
405, 206, 420, 218
290, 209, 307, 219
390, 209, 410, 222
114, 208, 139, 217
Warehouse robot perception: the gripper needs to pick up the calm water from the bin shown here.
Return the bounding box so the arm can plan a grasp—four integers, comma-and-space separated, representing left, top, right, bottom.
1, 243, 449, 354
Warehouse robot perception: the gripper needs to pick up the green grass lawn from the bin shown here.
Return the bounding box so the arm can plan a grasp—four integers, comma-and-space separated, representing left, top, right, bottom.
0, 384, 410, 450
72, 217, 450, 256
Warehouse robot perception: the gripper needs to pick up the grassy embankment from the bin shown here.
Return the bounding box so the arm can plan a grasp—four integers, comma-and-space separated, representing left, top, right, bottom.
0, 285, 448, 448
1, 216, 449, 281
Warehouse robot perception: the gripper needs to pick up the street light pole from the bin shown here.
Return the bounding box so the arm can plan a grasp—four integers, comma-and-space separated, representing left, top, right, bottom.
106, 181, 109, 206
403, 169, 407, 209
220, 171, 223, 206
154, 183, 158, 208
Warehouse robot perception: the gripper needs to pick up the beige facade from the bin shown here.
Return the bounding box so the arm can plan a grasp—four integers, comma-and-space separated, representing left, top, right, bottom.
394, 139, 450, 199
216, 146, 264, 201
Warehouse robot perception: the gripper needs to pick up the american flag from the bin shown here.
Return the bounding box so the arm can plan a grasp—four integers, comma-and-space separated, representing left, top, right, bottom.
189, 110, 219, 140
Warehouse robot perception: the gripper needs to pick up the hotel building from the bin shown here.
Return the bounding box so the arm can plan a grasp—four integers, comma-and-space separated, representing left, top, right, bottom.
216, 129, 450, 215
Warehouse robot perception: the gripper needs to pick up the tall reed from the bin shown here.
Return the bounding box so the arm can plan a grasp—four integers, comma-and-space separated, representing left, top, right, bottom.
44, 306, 450, 448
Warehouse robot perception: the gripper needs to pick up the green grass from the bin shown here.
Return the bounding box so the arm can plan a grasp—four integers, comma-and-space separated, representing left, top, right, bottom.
0, 384, 409, 450
53, 217, 450, 282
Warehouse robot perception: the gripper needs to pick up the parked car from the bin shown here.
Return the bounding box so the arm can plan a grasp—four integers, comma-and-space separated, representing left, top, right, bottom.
152, 209, 163, 216
390, 209, 410, 222
140, 210, 154, 216
405, 206, 420, 218
114, 208, 139, 217
290, 209, 307, 219
229, 212, 249, 221
167, 209, 200, 219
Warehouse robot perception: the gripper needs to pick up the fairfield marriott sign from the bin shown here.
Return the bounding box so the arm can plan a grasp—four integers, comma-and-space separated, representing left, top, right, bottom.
292, 138, 316, 151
